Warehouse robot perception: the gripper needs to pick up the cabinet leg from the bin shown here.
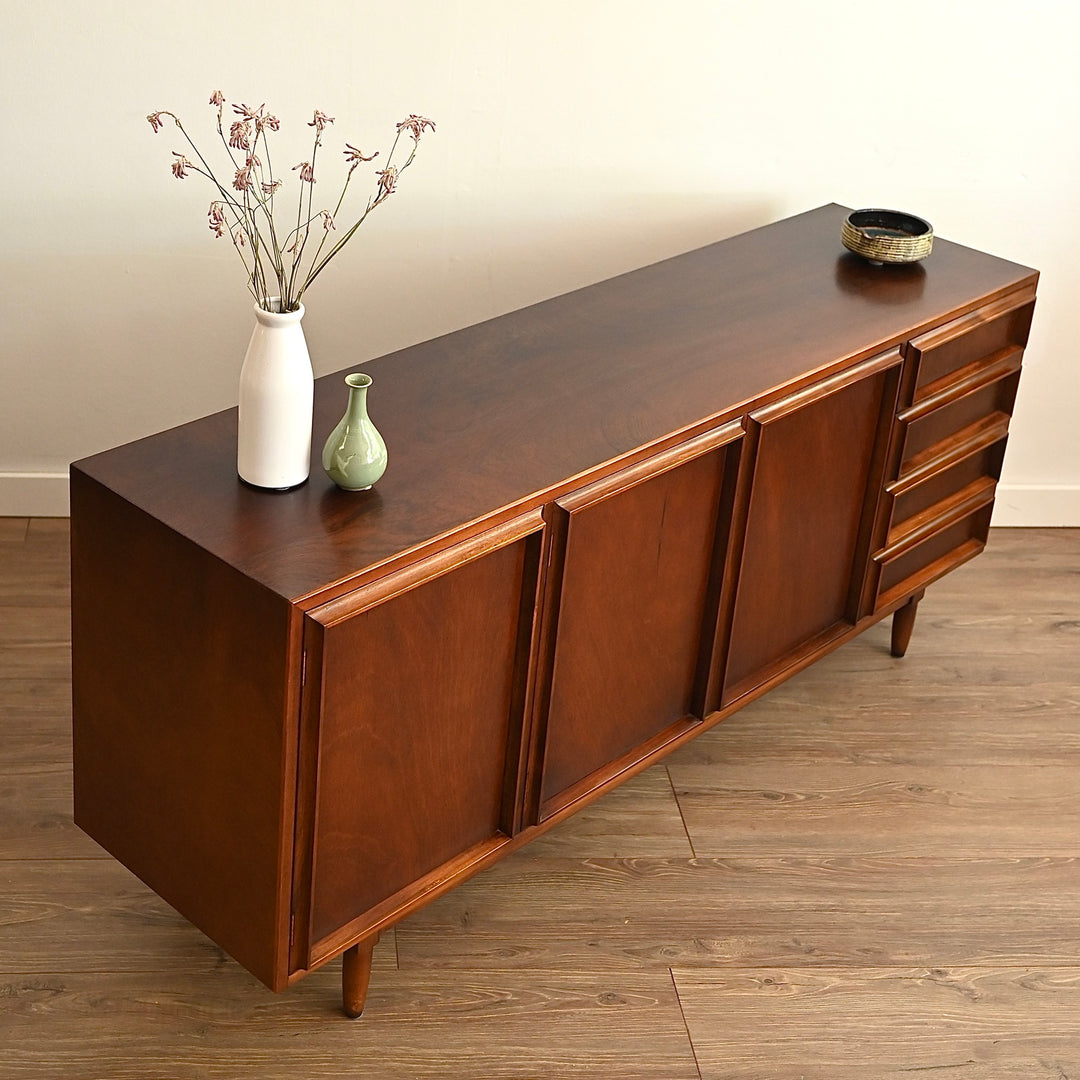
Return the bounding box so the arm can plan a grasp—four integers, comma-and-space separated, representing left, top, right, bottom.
342, 933, 379, 1018
890, 590, 925, 658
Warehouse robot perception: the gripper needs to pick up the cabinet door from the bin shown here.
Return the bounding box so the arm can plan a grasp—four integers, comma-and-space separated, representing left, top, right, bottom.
295, 514, 543, 966
721, 351, 901, 704
534, 424, 743, 820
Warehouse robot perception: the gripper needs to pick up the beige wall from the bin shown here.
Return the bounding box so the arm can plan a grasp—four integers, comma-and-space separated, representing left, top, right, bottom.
2, 0, 1077, 521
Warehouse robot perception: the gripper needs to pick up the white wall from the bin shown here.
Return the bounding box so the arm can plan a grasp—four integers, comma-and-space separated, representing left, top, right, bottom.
2, 0, 1077, 521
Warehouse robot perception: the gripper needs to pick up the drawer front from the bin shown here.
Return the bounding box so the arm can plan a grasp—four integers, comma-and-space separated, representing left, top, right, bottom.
888, 438, 1008, 535
900, 364, 1020, 471
908, 293, 1033, 403
875, 501, 994, 605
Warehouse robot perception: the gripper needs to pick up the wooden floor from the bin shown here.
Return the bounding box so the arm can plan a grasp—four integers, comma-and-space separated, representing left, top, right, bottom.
2, 519, 1079, 1078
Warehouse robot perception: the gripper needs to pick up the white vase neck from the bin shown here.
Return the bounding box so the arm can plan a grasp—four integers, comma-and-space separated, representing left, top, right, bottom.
253, 301, 305, 327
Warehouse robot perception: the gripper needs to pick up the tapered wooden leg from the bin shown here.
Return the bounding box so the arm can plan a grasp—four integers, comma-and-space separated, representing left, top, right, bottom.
342, 933, 379, 1018
890, 590, 925, 658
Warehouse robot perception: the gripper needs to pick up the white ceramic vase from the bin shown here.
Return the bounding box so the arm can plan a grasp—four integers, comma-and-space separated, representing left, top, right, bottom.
237, 301, 314, 490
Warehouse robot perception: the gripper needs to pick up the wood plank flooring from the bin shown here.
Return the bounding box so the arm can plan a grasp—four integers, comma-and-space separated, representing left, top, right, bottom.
1, 522, 1078, 1078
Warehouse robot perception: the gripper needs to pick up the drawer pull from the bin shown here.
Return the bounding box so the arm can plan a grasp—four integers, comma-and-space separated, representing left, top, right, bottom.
877, 477, 997, 564
892, 415, 1010, 493
900, 346, 1022, 424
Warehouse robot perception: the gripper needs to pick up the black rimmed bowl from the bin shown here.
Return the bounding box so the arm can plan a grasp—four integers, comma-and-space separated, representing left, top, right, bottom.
841, 209, 934, 264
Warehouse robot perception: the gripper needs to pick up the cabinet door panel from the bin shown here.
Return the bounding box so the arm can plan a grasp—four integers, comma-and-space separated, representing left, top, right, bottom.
723, 354, 900, 701
301, 517, 541, 958
537, 431, 739, 816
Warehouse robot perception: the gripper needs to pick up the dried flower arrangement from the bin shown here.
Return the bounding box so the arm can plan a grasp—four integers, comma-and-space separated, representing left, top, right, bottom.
147, 92, 435, 312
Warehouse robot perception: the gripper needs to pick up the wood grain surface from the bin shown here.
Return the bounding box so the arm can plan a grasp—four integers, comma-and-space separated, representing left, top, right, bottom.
69, 206, 1036, 603
0, 518, 30, 542
3, 522, 1079, 1077
675, 967, 1080, 1079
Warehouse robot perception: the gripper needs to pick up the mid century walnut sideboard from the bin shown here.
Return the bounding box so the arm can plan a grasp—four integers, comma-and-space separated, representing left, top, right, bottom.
70, 204, 1037, 1016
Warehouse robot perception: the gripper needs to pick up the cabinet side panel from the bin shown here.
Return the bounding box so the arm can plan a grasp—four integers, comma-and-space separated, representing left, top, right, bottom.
308, 538, 529, 947
70, 471, 295, 990
724, 369, 889, 695
539, 447, 726, 806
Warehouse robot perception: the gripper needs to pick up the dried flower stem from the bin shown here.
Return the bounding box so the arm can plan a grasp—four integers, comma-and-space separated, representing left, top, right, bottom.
149, 94, 433, 311
298, 126, 421, 300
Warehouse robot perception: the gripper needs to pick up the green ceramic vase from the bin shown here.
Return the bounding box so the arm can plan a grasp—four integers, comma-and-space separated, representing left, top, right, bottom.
321, 373, 388, 491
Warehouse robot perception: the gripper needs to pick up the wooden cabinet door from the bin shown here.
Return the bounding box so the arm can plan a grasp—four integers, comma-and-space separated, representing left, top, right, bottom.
721, 351, 902, 704
533, 424, 743, 820
294, 514, 543, 967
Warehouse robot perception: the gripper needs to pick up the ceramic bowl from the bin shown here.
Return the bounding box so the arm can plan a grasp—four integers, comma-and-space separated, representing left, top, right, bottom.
841, 208, 934, 264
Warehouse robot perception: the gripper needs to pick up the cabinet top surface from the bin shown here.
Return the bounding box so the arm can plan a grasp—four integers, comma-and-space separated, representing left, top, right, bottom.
73, 204, 1037, 602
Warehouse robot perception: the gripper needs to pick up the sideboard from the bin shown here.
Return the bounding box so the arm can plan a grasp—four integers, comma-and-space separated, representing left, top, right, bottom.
70, 204, 1038, 1016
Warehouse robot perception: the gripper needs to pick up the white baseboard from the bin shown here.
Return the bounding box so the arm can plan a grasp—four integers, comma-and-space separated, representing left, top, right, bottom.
991, 484, 1080, 527
0, 472, 70, 517
1, 474, 1078, 526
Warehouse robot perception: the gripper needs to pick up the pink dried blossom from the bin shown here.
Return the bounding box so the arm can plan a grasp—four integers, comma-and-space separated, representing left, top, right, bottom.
208, 91, 226, 128
228, 120, 252, 150
171, 153, 192, 179
309, 109, 334, 134
232, 227, 246, 248
245, 152, 261, 169
292, 161, 315, 183
376, 165, 398, 198
396, 114, 435, 140
321, 211, 335, 231
261, 179, 282, 195
207, 201, 227, 237
286, 232, 305, 255
147, 111, 165, 133
232, 101, 279, 134
233, 164, 255, 192
343, 143, 378, 174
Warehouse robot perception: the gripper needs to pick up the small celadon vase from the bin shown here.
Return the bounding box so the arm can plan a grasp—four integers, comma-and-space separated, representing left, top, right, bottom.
322, 373, 388, 490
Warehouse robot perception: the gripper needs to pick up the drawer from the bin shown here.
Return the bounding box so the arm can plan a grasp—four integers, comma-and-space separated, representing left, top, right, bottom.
872, 485, 996, 609
908, 293, 1033, 404
887, 436, 1007, 538
899, 361, 1020, 472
